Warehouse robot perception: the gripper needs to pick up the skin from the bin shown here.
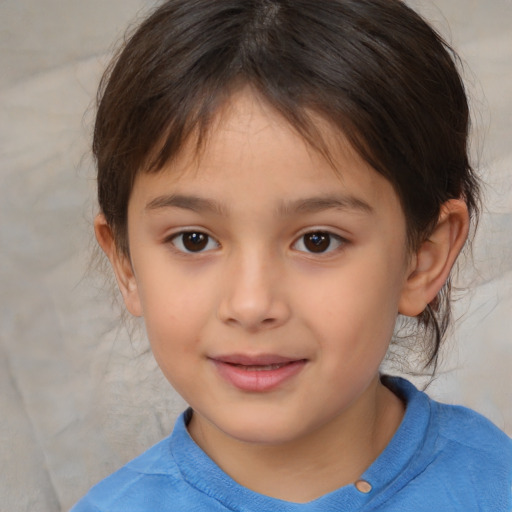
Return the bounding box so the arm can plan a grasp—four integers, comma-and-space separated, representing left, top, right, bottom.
96, 89, 469, 503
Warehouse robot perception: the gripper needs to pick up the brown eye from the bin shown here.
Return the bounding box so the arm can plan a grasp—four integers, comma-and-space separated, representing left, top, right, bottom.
304, 232, 330, 252
294, 231, 344, 254
171, 232, 218, 253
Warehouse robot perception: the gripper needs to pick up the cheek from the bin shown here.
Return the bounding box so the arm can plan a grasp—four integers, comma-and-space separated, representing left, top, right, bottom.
306, 254, 405, 356
141, 289, 207, 401
319, 263, 401, 322
136, 253, 211, 320
136, 264, 224, 380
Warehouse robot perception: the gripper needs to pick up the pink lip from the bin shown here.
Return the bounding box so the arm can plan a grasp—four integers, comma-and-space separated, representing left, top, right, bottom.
210, 354, 307, 392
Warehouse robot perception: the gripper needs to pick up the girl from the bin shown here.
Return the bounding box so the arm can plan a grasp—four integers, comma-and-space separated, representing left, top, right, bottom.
72, 0, 512, 510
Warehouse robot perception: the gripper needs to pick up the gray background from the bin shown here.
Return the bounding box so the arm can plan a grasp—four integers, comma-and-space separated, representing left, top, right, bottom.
1, 1, 511, 510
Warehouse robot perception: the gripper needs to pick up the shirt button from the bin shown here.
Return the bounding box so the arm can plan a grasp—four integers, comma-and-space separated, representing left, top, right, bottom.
355, 479, 373, 494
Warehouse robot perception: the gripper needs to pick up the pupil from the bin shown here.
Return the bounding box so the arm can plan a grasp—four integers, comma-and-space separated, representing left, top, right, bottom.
305, 232, 330, 253
183, 232, 207, 252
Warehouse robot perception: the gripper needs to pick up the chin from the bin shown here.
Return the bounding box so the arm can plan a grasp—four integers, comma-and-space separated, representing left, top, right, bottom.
216, 414, 310, 446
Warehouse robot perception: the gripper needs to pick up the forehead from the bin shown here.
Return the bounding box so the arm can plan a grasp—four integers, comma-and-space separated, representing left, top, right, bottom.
130, 89, 402, 219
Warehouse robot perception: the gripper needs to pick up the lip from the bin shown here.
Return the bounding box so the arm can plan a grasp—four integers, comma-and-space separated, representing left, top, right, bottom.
210, 354, 307, 392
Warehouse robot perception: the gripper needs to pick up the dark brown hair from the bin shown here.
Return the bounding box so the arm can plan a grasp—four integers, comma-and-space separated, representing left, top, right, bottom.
93, 0, 480, 369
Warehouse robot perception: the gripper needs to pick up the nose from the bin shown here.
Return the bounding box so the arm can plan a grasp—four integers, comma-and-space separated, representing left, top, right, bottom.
217, 250, 291, 331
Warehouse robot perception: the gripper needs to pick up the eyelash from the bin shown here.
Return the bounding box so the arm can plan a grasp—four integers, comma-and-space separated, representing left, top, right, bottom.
167, 230, 347, 255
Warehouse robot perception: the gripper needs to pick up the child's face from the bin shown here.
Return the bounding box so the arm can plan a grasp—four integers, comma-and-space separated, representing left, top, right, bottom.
122, 90, 414, 445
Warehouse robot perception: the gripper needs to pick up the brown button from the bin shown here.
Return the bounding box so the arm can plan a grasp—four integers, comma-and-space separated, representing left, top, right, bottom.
355, 479, 372, 494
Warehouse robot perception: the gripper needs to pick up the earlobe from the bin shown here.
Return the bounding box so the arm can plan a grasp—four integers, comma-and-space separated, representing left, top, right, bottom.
94, 214, 143, 317
398, 199, 469, 317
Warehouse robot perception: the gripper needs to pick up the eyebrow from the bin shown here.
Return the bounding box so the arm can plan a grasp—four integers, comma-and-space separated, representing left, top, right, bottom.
145, 193, 374, 217
145, 194, 227, 215
278, 195, 374, 215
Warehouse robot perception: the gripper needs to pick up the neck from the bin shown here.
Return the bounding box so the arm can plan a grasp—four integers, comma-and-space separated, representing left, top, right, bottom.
188, 377, 404, 503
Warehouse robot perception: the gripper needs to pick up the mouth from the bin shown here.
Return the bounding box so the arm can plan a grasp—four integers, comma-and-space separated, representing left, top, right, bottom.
209, 354, 308, 392
228, 362, 293, 371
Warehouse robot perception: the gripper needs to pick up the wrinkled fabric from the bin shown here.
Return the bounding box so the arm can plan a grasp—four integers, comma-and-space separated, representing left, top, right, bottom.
71, 378, 512, 511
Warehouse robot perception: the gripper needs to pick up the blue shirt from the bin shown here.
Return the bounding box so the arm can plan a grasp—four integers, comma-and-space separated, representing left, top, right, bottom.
71, 378, 512, 511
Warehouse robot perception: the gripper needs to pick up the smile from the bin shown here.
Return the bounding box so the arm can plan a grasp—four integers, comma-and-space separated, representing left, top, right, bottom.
231, 363, 288, 371
210, 355, 308, 392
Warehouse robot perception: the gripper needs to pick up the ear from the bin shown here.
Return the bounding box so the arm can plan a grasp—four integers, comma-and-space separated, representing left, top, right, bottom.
94, 214, 143, 317
398, 199, 469, 317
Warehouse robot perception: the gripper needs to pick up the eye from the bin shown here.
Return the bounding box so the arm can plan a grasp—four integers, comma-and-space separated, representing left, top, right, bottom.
293, 231, 345, 254
170, 231, 219, 253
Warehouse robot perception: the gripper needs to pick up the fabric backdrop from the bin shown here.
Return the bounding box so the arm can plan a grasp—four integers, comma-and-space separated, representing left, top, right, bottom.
1, 1, 511, 510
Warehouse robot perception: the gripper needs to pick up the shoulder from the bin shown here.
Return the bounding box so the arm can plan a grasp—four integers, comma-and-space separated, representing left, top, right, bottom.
433, 398, 512, 462
389, 377, 512, 462
385, 377, 512, 511
70, 411, 234, 512
426, 390, 512, 510
70, 436, 181, 512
